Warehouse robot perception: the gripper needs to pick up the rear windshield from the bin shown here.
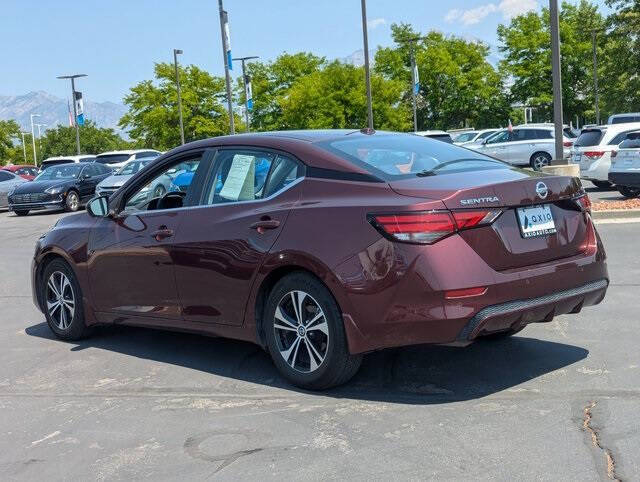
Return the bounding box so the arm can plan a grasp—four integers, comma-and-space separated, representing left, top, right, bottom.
95, 154, 130, 164
611, 116, 640, 124
41, 160, 74, 168
575, 129, 604, 147
318, 134, 507, 180
563, 127, 577, 138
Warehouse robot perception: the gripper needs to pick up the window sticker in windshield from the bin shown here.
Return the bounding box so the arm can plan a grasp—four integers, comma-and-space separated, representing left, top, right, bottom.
218, 155, 256, 201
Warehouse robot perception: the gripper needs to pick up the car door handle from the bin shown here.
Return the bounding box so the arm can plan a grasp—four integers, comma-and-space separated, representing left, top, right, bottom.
249, 219, 280, 233
152, 227, 174, 241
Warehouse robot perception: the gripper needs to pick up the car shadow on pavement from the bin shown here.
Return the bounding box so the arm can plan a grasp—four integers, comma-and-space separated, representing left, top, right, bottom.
25, 321, 587, 404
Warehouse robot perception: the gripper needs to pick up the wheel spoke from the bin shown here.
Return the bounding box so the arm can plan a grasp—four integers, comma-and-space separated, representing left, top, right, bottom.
280, 337, 301, 367
307, 320, 328, 336
47, 300, 61, 314
305, 310, 324, 328
303, 339, 319, 372
61, 275, 71, 298
47, 277, 60, 298
59, 303, 67, 328
274, 306, 297, 330
291, 291, 306, 325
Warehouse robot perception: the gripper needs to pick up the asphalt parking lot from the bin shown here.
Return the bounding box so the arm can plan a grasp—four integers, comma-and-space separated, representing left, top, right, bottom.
0, 209, 638, 480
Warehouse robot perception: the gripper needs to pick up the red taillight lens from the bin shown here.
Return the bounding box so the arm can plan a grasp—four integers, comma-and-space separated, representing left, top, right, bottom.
445, 286, 488, 299
584, 151, 605, 160
563, 141, 574, 147
575, 194, 592, 213
370, 210, 502, 244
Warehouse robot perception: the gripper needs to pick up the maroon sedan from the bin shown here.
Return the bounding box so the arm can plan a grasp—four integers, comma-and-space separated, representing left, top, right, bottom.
31, 130, 608, 389
2, 164, 38, 181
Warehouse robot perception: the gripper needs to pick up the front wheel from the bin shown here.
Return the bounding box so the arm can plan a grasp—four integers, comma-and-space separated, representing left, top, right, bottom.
591, 180, 613, 190
14, 210, 29, 216
65, 190, 80, 212
530, 152, 552, 171
617, 186, 640, 198
264, 273, 362, 390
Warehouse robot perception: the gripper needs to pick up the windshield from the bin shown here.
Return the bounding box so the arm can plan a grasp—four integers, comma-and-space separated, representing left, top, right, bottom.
95, 154, 130, 165
454, 132, 477, 142
318, 134, 506, 179
116, 160, 150, 176
35, 165, 82, 181
575, 129, 604, 147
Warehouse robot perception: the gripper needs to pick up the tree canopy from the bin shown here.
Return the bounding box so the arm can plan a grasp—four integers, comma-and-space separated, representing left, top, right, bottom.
38, 121, 130, 159
0, 120, 21, 164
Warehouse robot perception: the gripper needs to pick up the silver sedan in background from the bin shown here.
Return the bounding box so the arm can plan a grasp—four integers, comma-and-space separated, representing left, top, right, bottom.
0, 170, 27, 209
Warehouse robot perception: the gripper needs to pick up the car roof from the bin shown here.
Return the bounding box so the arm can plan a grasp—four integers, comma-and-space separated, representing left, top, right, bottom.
96, 149, 159, 156
415, 130, 450, 136
41, 161, 93, 169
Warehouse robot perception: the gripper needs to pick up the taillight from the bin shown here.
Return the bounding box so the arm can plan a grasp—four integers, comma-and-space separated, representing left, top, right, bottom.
563, 141, 573, 147
584, 151, 605, 160
369, 210, 502, 244
574, 194, 592, 213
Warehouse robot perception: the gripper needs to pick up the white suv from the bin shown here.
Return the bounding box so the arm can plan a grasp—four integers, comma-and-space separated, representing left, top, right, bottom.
471, 126, 571, 170
572, 123, 640, 188
94, 149, 161, 170
608, 133, 640, 198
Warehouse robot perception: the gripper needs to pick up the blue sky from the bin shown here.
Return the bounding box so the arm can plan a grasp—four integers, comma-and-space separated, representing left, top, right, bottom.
2, 0, 608, 103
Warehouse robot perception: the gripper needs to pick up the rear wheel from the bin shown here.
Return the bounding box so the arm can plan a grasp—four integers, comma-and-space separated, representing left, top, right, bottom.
42, 259, 91, 340
591, 180, 613, 190
65, 190, 80, 212
264, 272, 362, 390
530, 152, 552, 171
14, 210, 29, 216
617, 186, 640, 198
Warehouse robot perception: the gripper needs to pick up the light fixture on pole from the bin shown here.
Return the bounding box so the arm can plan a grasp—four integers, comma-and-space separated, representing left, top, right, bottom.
30, 114, 40, 166
173, 49, 185, 145
20, 132, 29, 162
549, 0, 565, 164
232, 56, 259, 132
360, 0, 374, 130
218, 0, 235, 135
57, 74, 87, 154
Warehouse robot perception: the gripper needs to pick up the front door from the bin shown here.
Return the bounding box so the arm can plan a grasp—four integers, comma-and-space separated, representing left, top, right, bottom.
172, 149, 304, 325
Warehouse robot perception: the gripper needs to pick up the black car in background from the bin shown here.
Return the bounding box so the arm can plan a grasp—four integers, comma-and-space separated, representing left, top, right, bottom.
8, 162, 111, 216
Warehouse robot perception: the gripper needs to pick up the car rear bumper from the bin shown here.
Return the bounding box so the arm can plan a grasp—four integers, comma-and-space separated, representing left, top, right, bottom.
609, 171, 640, 188
580, 157, 611, 182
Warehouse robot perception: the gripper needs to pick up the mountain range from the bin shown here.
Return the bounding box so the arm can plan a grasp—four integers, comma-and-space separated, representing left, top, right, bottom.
0, 91, 127, 136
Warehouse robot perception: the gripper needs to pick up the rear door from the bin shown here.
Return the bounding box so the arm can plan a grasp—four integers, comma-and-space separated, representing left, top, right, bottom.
508, 129, 540, 165
172, 148, 304, 325
483, 131, 513, 161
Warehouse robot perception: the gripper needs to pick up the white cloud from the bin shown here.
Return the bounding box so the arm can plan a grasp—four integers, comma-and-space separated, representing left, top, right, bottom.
367, 17, 386, 30
445, 1, 537, 26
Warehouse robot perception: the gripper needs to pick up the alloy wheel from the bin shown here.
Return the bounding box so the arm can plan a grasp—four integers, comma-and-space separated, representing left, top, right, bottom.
533, 155, 550, 170
273, 290, 329, 373
67, 192, 79, 211
46, 271, 75, 330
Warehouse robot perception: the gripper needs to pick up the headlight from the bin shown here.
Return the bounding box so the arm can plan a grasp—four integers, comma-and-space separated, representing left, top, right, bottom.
45, 186, 64, 195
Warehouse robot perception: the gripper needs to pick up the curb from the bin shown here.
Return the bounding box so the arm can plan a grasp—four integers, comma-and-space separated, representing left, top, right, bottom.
592, 208, 640, 223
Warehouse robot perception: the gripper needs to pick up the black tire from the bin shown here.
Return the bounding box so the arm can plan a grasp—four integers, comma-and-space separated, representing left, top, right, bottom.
264, 272, 362, 390
617, 186, 640, 198
591, 180, 613, 190
530, 152, 552, 171
65, 190, 80, 212
42, 259, 91, 341
14, 210, 29, 216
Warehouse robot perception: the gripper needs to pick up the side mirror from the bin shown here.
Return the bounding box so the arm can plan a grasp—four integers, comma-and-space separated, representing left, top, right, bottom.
81, 173, 91, 180
87, 196, 110, 218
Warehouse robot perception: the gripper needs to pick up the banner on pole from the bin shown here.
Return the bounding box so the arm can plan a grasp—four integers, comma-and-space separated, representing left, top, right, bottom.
74, 91, 85, 126
223, 11, 232, 70
245, 75, 253, 111
413, 64, 420, 95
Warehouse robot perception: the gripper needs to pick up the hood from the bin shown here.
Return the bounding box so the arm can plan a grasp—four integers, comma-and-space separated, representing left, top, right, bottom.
12, 179, 75, 194
98, 174, 132, 188
388, 167, 582, 209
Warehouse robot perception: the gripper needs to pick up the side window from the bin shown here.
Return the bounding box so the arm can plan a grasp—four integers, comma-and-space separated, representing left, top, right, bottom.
0, 171, 13, 181
83, 165, 99, 177
609, 130, 640, 145
487, 131, 511, 144
535, 130, 553, 139
123, 155, 202, 213
264, 155, 304, 197
203, 150, 275, 205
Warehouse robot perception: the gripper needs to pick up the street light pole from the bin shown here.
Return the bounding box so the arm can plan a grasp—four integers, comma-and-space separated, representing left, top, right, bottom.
397, 36, 424, 133
30, 114, 40, 166
20, 132, 28, 162
173, 49, 185, 145
591, 30, 601, 125
549, 0, 565, 163
232, 56, 259, 132
57, 74, 87, 154
35, 123, 47, 158
360, 0, 374, 129
218, 0, 235, 135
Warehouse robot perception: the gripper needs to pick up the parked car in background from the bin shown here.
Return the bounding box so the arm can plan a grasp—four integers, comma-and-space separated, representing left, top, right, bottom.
608, 133, 640, 198
1, 164, 39, 181
453, 129, 499, 146
96, 156, 160, 198
415, 130, 453, 143
33, 130, 608, 389
572, 122, 640, 188
608, 113, 640, 125
94, 149, 161, 171
470, 126, 571, 170
40, 155, 97, 171
8, 162, 111, 216
0, 170, 27, 209
518, 123, 577, 140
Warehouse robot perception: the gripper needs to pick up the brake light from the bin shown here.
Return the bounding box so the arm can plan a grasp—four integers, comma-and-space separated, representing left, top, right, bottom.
563, 141, 574, 147
584, 151, 605, 160
370, 210, 502, 244
574, 194, 592, 213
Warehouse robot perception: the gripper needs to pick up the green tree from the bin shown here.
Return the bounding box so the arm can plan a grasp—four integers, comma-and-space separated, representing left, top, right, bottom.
39, 121, 130, 159
0, 120, 20, 163
375, 24, 510, 130
120, 63, 242, 150
497, 0, 605, 123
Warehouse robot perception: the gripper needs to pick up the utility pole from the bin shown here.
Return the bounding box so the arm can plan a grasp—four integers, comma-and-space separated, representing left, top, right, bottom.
218, 0, 235, 134
233, 56, 259, 132
20, 132, 28, 162
30, 114, 40, 166
35, 123, 47, 158
549, 0, 565, 163
360, 0, 374, 129
57, 74, 87, 154
591, 29, 603, 125
173, 49, 185, 145
397, 36, 423, 133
